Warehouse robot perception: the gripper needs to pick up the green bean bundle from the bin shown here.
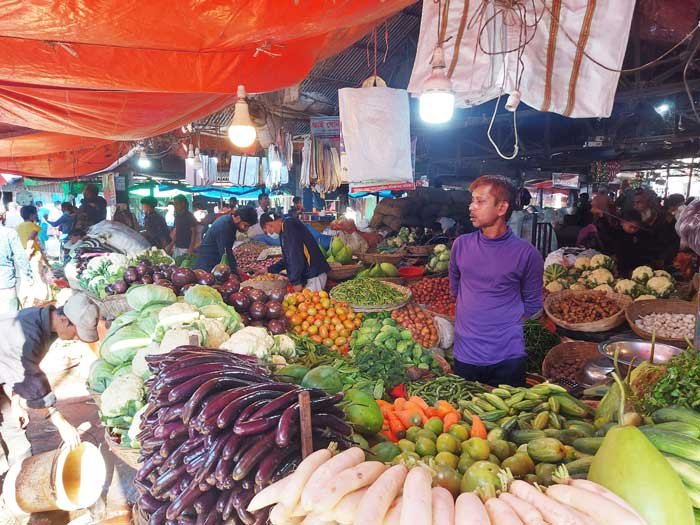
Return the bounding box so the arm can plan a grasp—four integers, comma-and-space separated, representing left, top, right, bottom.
330, 277, 409, 307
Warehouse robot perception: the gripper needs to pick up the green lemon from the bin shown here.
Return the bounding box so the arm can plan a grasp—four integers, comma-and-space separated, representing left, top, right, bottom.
436, 433, 460, 455
405, 426, 421, 443
417, 429, 437, 441
490, 440, 512, 462
425, 417, 444, 436
457, 453, 475, 474
398, 439, 416, 454
435, 451, 459, 470
448, 424, 469, 442
415, 437, 437, 457
464, 437, 491, 461
434, 465, 462, 497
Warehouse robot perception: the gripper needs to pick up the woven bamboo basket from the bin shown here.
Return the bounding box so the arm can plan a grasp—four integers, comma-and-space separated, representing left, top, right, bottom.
104, 429, 141, 470
545, 290, 632, 333
241, 277, 288, 294
91, 293, 130, 320
625, 298, 697, 345
370, 276, 406, 285
407, 245, 433, 256
327, 263, 362, 281
541, 341, 600, 380
361, 251, 405, 265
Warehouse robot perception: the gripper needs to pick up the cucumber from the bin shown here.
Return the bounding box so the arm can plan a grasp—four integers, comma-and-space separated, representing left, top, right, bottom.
640, 427, 700, 462
655, 422, 700, 439
652, 407, 700, 429
511, 430, 545, 445
573, 437, 604, 455
663, 454, 700, 490
566, 420, 596, 437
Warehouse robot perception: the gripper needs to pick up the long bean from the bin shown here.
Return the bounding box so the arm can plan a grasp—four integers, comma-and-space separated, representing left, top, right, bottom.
331, 278, 408, 306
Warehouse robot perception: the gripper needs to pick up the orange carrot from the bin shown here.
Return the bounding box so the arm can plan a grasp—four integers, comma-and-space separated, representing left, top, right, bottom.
470, 415, 487, 439
436, 400, 458, 418
403, 402, 428, 421
443, 412, 460, 431
395, 410, 418, 429
380, 429, 398, 443
376, 401, 393, 418
394, 397, 407, 410
376, 399, 393, 410
387, 411, 405, 436
409, 396, 430, 412
425, 407, 441, 419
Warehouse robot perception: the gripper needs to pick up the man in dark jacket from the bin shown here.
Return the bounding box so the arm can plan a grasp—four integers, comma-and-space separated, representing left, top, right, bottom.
74, 183, 107, 231
261, 213, 330, 291
195, 206, 258, 273
141, 197, 171, 249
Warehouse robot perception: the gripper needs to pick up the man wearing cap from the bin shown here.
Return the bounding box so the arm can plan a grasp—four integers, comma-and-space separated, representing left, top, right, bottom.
0, 293, 99, 468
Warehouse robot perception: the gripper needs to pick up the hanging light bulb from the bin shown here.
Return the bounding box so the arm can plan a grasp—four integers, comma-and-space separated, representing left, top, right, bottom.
228, 85, 257, 148
419, 45, 455, 124
137, 150, 151, 169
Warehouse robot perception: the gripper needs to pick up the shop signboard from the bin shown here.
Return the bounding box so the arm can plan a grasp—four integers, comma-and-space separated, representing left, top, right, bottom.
552, 172, 580, 189
310, 116, 340, 137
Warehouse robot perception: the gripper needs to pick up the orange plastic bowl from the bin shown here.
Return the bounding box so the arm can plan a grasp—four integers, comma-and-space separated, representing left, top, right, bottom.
398, 266, 425, 279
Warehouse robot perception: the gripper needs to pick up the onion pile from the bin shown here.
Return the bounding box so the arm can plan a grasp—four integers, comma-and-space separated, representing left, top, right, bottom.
408, 277, 456, 317
390, 304, 439, 348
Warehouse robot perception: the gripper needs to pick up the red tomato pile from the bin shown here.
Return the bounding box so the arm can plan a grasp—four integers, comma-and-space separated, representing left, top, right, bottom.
408, 277, 456, 317
390, 304, 439, 348
282, 289, 363, 353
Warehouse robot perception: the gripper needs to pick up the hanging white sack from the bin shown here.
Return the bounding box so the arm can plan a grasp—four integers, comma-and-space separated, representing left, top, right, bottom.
408, 0, 635, 118
338, 85, 413, 185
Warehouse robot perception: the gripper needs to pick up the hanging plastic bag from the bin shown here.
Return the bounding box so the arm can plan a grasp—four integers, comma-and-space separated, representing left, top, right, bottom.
338, 84, 413, 186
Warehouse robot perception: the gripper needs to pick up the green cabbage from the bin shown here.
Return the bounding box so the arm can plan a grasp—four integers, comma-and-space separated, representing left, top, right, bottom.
126, 284, 176, 311
184, 285, 223, 308
199, 303, 242, 334
87, 359, 115, 393
100, 324, 152, 366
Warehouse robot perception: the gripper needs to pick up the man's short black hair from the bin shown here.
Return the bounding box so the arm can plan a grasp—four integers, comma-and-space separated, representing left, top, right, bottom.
293, 196, 302, 204
259, 212, 281, 228
173, 194, 188, 206
234, 206, 258, 226
20, 205, 37, 221
69, 228, 86, 237
621, 209, 642, 224
228, 197, 238, 209
258, 193, 269, 203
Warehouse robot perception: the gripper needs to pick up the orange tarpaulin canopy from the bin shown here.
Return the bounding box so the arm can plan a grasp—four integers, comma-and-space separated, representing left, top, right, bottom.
0, 0, 414, 179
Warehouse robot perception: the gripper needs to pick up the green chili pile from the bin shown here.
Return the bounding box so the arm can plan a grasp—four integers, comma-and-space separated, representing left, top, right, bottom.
406, 374, 489, 406
330, 277, 409, 307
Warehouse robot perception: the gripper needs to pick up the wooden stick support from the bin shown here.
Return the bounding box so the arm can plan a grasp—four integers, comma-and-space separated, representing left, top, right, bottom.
188, 333, 200, 346
298, 390, 313, 459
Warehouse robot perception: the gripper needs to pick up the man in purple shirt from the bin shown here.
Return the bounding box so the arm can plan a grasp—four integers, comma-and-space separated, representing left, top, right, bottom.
449, 175, 544, 386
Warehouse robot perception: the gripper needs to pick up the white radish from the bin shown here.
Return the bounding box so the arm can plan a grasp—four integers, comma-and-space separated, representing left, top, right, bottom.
314, 462, 387, 513
280, 448, 333, 511
333, 488, 369, 525
546, 484, 647, 525
301, 514, 337, 525
486, 497, 524, 525
431, 487, 455, 525
498, 493, 547, 525
248, 476, 290, 512
510, 480, 587, 525
354, 465, 407, 525
271, 503, 301, 525
567, 479, 645, 522
455, 492, 490, 525
301, 448, 365, 511
400, 466, 432, 525
384, 499, 403, 525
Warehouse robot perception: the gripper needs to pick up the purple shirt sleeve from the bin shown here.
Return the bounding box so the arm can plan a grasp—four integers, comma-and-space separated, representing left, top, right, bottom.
521, 249, 545, 318
448, 239, 460, 297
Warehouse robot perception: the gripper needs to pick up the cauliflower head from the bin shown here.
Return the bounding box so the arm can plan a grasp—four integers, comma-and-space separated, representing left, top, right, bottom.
101, 373, 144, 417
593, 284, 614, 294
590, 254, 614, 270
273, 335, 296, 359
574, 257, 591, 271
653, 270, 673, 281
545, 280, 565, 293
635, 294, 657, 301
219, 326, 274, 358
586, 268, 614, 288
631, 266, 654, 283
645, 276, 674, 298
200, 318, 229, 348
614, 279, 639, 297
158, 302, 199, 327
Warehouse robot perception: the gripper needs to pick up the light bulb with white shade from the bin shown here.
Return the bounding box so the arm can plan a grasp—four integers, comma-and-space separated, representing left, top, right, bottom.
419, 46, 455, 124
137, 150, 151, 169
228, 85, 257, 148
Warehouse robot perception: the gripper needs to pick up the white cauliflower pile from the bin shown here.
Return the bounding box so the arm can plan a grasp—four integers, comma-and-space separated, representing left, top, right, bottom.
631, 265, 654, 284
586, 268, 614, 288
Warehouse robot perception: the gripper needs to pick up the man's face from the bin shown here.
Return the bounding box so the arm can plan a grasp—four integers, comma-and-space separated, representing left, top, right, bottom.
234, 215, 252, 232
469, 185, 508, 228
263, 221, 281, 236
260, 196, 270, 210
295, 200, 304, 212
55, 314, 78, 340
174, 200, 186, 213
143, 204, 153, 213
622, 220, 640, 235
633, 195, 647, 212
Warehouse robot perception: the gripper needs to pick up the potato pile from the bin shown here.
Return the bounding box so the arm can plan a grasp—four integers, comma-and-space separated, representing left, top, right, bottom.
551, 291, 621, 324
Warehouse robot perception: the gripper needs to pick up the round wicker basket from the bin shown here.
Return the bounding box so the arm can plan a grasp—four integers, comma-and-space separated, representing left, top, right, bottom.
241, 277, 288, 294
104, 429, 141, 470
332, 281, 412, 313
407, 245, 433, 256
361, 251, 405, 265
369, 276, 406, 286
89, 293, 130, 320
625, 298, 697, 344
327, 264, 362, 281
544, 290, 632, 333
541, 341, 600, 381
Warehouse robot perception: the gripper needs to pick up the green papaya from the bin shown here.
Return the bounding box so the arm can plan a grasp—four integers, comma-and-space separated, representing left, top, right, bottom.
274, 364, 309, 384
379, 262, 398, 277
331, 236, 345, 257
588, 425, 694, 525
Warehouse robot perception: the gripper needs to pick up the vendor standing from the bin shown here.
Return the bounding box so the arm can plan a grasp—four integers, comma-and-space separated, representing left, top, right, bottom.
0, 293, 99, 470
141, 197, 171, 249
260, 213, 330, 292
449, 176, 544, 387
195, 206, 258, 273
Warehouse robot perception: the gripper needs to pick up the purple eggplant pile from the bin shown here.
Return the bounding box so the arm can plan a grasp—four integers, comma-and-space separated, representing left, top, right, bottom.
225, 286, 289, 334
135, 346, 351, 525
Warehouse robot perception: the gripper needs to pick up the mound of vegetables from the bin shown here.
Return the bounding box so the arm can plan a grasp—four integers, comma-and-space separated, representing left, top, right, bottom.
409, 277, 456, 318
330, 278, 409, 308
134, 346, 352, 524
88, 284, 244, 447
227, 285, 289, 334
